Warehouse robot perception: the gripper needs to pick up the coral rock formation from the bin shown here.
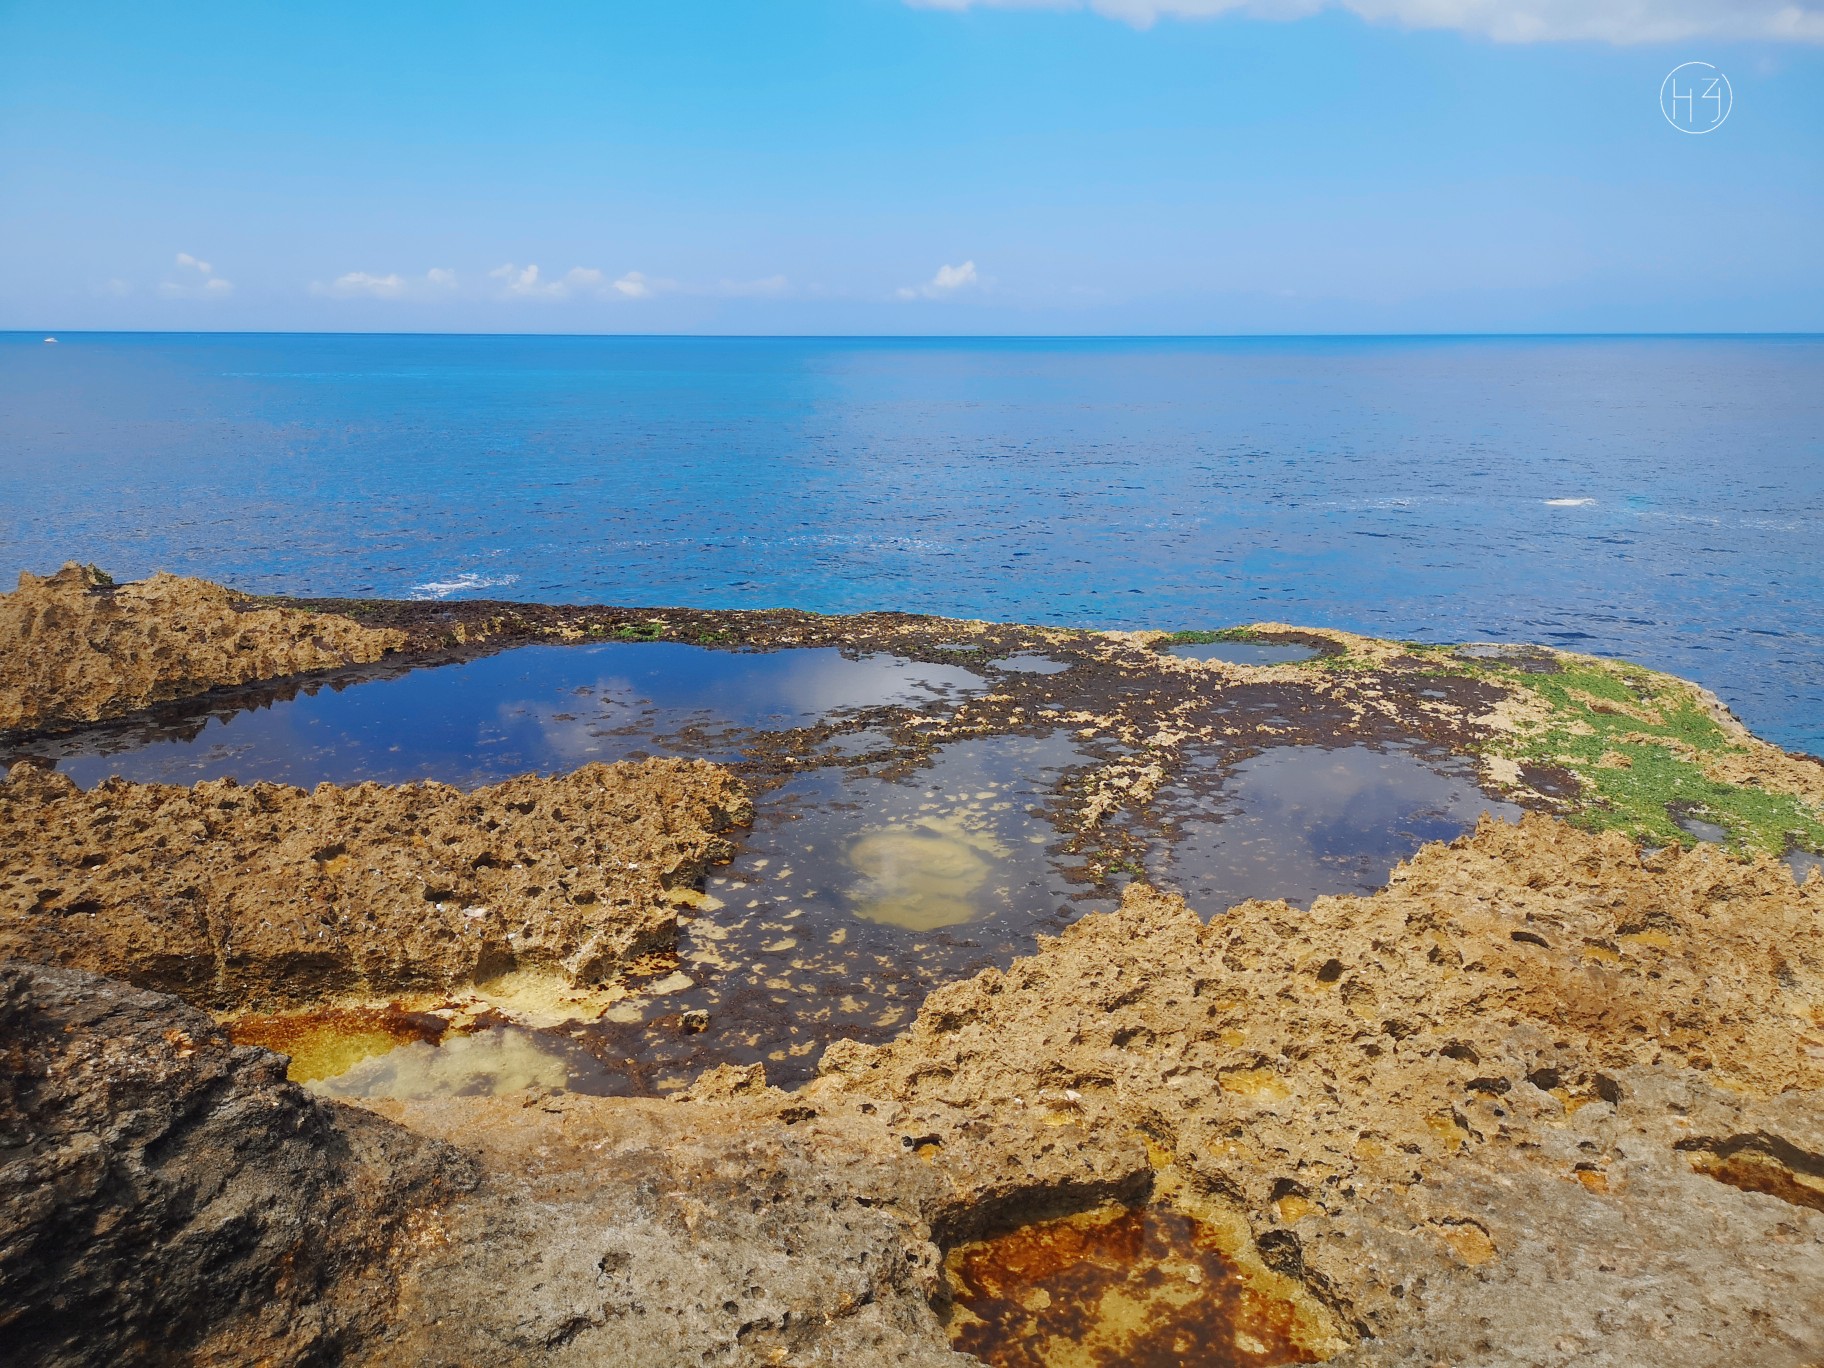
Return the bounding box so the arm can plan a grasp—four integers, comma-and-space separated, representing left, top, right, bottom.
0, 757, 751, 1009
0, 564, 403, 733
6, 557, 1824, 1365
806, 814, 1824, 1365
3, 800, 1822, 1365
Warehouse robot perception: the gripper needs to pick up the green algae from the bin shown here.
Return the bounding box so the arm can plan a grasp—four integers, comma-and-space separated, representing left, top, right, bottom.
1470, 656, 1824, 857
1170, 625, 1822, 857
1166, 628, 1261, 646
610, 619, 667, 642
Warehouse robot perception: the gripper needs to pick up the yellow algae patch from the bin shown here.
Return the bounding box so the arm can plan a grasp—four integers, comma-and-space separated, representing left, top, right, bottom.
943, 1193, 1335, 1367
1432, 1219, 1497, 1266
230, 1006, 581, 1098
1218, 1067, 1292, 1102
1273, 1194, 1318, 1225
230, 1007, 445, 1084
315, 1026, 571, 1100
844, 819, 1001, 930
461, 967, 635, 1027
224, 963, 652, 1075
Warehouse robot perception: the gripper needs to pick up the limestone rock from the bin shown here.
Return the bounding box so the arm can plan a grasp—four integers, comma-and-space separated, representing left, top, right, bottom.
356, 1093, 966, 1367
0, 757, 751, 1009
0, 564, 404, 733
806, 812, 1824, 1363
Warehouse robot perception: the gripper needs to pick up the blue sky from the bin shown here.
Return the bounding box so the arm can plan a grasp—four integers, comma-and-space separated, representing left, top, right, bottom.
1, 0, 1820, 333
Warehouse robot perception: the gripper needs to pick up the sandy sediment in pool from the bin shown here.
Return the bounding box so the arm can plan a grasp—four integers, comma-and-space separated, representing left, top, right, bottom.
0, 756, 751, 1009
0, 563, 403, 733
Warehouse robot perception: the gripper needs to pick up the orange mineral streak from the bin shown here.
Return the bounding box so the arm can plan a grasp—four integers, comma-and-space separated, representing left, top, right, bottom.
229, 1006, 446, 1083
944, 1204, 1317, 1368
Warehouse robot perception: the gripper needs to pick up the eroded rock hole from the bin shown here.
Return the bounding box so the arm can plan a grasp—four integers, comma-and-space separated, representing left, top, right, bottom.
943, 1202, 1323, 1368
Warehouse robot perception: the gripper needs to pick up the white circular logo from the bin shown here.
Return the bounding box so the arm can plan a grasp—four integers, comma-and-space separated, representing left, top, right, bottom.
1660, 62, 1732, 134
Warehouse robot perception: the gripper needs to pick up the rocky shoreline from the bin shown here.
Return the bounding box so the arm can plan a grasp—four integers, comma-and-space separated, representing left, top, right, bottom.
3, 567, 1822, 1366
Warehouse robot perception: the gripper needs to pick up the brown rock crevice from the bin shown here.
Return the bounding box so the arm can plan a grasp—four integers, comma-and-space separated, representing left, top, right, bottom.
0, 757, 751, 1010
0, 564, 404, 734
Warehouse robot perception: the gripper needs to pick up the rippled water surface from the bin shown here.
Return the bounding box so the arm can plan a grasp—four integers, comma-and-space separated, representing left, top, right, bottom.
2, 333, 1819, 751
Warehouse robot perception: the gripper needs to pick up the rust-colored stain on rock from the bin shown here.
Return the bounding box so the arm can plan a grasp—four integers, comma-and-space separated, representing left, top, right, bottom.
230, 1006, 447, 1083
945, 1204, 1316, 1368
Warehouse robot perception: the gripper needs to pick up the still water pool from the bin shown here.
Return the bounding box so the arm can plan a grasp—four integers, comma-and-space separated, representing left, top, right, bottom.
80, 639, 1551, 1092
16, 641, 986, 789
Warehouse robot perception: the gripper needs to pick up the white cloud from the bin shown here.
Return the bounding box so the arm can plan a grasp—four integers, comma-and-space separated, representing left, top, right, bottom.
292, 262, 762, 305
321, 271, 407, 299
598, 271, 784, 300
896, 260, 979, 300
490, 262, 559, 297
157, 251, 233, 298
489, 263, 640, 300
309, 268, 461, 299
905, 0, 1824, 43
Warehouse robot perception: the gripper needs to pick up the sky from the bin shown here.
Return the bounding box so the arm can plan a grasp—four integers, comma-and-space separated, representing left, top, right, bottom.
1, 0, 1820, 334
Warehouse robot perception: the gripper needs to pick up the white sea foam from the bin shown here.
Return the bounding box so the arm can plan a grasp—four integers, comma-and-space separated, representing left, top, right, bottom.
1543, 497, 1596, 507
408, 571, 519, 600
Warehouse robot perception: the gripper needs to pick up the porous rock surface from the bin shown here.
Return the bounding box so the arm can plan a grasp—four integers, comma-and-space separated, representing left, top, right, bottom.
4, 813, 1822, 1365
804, 813, 1824, 1365
356, 1091, 969, 1367
309, 812, 1824, 1366
0, 564, 403, 733
0, 960, 470, 1367
0, 757, 751, 1008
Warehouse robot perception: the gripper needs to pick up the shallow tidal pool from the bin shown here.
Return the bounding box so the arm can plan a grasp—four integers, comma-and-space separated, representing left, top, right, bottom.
56, 638, 1529, 1095
1146, 743, 1522, 911
21, 640, 989, 789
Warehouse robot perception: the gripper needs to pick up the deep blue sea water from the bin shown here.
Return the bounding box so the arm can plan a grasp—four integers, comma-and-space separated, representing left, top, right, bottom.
3, 332, 1820, 752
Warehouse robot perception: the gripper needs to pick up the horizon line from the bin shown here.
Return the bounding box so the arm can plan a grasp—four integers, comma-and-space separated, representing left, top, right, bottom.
9, 328, 1824, 342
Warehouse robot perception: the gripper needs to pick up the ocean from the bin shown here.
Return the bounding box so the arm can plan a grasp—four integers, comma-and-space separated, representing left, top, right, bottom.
3, 331, 1820, 752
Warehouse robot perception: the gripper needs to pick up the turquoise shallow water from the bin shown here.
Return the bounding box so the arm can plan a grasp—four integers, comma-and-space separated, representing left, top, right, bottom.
2, 332, 1820, 751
